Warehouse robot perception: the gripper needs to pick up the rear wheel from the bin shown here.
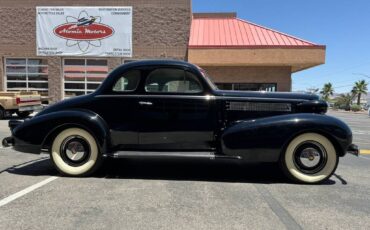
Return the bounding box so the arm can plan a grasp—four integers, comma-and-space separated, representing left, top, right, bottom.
50, 128, 102, 176
280, 133, 338, 184
16, 111, 31, 118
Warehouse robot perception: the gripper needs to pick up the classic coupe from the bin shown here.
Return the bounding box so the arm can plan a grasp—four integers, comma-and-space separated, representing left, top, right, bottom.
3, 60, 359, 183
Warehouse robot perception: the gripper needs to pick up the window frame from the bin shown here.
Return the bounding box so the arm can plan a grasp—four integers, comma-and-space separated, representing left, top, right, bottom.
4, 57, 49, 93
111, 69, 141, 93
143, 67, 204, 95
63, 58, 108, 98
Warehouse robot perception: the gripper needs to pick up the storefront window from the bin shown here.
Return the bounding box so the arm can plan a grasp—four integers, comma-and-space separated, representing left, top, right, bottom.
216, 83, 277, 92
63, 59, 108, 98
5, 58, 48, 95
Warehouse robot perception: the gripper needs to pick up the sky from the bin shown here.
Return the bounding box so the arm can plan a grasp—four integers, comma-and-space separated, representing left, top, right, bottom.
192, 0, 370, 93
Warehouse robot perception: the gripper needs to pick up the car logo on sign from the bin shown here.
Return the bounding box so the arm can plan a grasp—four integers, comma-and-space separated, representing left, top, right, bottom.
53, 11, 115, 52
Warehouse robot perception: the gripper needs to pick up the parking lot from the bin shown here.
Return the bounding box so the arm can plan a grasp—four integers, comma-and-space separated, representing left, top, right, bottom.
0, 110, 369, 229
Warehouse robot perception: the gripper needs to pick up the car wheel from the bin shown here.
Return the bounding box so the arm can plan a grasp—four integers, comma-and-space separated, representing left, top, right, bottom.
16, 111, 31, 118
281, 133, 338, 184
51, 128, 102, 176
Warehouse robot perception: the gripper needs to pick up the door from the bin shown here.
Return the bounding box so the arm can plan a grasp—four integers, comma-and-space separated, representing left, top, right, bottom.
93, 69, 142, 149
137, 67, 218, 150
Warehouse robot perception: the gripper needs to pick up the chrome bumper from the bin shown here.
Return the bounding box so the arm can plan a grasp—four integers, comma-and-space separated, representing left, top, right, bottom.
347, 144, 359, 156
2, 136, 14, 147
2, 120, 23, 147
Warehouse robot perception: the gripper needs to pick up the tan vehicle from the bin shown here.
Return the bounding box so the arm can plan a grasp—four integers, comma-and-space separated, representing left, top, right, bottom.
0, 91, 43, 119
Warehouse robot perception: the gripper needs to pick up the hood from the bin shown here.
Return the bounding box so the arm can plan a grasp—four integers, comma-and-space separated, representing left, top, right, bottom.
214, 90, 319, 101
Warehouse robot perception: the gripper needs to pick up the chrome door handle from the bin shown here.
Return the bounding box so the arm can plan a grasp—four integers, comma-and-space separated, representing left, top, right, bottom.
138, 101, 153, 106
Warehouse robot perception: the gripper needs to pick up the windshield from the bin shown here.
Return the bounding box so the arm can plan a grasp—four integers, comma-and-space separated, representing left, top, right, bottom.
199, 68, 218, 90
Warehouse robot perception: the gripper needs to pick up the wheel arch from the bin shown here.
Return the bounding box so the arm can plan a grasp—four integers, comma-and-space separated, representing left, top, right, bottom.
35, 110, 110, 154
280, 129, 346, 159
41, 123, 105, 154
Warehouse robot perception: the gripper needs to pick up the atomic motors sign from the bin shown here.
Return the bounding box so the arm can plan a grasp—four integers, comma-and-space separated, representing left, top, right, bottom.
54, 23, 114, 41
36, 7, 132, 57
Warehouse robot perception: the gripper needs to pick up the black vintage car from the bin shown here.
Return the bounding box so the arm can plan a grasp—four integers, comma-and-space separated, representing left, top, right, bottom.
3, 60, 358, 183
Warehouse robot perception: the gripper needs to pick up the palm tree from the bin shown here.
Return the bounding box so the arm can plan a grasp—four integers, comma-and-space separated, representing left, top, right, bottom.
351, 80, 368, 105
320, 83, 334, 101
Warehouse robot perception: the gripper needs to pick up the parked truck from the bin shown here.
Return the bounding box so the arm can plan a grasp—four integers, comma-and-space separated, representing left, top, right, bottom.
0, 91, 43, 119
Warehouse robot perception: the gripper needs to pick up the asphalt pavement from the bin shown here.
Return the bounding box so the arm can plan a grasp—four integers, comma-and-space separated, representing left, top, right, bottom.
0, 111, 369, 229
327, 110, 370, 151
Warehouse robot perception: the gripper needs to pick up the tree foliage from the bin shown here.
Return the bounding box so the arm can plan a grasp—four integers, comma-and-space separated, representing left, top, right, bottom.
351, 80, 368, 105
320, 83, 334, 101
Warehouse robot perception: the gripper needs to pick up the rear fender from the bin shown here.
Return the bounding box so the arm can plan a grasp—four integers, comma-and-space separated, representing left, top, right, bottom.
13, 109, 110, 154
221, 113, 352, 162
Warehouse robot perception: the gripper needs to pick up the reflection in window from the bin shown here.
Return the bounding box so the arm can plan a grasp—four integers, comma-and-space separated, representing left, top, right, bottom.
5, 58, 49, 97
64, 59, 108, 98
145, 68, 202, 93
113, 70, 141, 92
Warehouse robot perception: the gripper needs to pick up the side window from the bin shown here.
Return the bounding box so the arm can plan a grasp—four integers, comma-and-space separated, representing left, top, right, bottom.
113, 70, 141, 92
145, 68, 202, 93
185, 71, 203, 92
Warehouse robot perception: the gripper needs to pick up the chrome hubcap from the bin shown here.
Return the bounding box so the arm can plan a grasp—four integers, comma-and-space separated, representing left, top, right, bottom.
293, 141, 327, 174
65, 141, 86, 162
60, 135, 91, 166
299, 147, 321, 168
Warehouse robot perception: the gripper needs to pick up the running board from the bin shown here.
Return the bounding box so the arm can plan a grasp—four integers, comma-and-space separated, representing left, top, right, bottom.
109, 151, 241, 160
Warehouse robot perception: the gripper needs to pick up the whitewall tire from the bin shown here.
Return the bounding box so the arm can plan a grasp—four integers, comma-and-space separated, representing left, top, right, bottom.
51, 128, 102, 176
281, 133, 338, 184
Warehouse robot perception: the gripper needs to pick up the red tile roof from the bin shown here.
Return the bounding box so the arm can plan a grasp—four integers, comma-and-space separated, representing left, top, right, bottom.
189, 16, 324, 48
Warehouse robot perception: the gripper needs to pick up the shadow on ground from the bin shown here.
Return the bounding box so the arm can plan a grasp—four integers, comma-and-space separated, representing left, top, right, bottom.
5, 157, 339, 185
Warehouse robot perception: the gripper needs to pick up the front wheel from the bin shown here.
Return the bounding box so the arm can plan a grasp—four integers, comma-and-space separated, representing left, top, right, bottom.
50, 128, 102, 176
280, 133, 338, 184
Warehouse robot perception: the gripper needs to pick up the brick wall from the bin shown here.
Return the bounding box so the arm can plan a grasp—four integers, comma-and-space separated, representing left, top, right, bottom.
202, 66, 292, 92
0, 0, 191, 102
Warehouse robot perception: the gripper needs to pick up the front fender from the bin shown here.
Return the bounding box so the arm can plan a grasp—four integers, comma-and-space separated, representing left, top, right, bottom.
221, 113, 352, 162
12, 109, 110, 154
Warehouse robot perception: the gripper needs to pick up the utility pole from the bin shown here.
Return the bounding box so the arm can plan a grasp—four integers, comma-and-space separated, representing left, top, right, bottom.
353, 73, 370, 79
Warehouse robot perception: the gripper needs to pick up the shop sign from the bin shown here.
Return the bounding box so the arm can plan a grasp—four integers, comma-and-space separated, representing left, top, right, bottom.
36, 7, 132, 57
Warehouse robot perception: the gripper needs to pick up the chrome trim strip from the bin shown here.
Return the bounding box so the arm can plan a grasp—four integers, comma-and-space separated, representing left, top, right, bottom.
113, 151, 215, 158
111, 151, 242, 160
95, 94, 304, 102
96, 94, 216, 100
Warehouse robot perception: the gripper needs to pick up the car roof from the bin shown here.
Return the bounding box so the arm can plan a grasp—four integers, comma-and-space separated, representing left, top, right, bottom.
121, 59, 198, 70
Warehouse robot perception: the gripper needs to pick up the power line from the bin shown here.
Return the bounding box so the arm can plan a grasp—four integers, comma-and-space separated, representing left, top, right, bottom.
294, 60, 370, 80
332, 84, 353, 89
293, 74, 370, 88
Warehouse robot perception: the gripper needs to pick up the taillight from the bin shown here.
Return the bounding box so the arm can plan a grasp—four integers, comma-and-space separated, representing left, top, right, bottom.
16, 97, 21, 104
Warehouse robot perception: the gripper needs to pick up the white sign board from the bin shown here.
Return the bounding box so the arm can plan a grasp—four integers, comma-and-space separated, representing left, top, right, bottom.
36, 7, 132, 57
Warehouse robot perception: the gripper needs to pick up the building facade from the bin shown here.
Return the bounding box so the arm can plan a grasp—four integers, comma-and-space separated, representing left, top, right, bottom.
0, 0, 325, 103
188, 13, 326, 92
